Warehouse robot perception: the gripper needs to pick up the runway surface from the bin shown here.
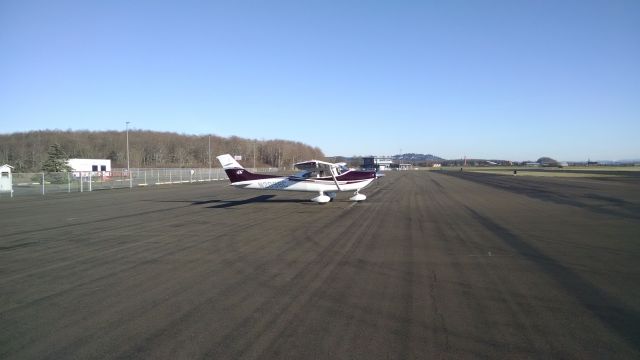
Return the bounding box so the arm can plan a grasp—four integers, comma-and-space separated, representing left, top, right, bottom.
1, 171, 639, 359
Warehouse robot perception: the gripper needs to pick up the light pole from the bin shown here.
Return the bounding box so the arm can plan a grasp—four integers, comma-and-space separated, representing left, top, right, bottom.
126, 121, 131, 188
208, 135, 211, 181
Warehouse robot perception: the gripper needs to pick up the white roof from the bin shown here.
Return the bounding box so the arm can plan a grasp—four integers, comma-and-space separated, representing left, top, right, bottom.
68, 158, 111, 162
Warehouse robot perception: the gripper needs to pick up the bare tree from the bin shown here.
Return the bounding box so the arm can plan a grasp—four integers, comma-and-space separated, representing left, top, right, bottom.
0, 130, 324, 171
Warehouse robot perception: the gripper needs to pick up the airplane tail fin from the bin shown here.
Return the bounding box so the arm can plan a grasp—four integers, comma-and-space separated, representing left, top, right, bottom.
216, 154, 244, 170
216, 154, 279, 184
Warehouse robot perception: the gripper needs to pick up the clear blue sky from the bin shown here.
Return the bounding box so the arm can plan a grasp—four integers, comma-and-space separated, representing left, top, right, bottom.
1, 0, 638, 161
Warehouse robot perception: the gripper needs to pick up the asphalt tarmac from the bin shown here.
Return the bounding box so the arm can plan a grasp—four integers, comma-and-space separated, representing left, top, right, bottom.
1, 171, 639, 359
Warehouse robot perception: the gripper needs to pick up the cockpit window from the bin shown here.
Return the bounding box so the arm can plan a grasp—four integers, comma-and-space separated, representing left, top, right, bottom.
336, 165, 349, 175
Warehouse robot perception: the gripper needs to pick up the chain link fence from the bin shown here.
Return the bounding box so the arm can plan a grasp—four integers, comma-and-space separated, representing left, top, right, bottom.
0, 167, 280, 198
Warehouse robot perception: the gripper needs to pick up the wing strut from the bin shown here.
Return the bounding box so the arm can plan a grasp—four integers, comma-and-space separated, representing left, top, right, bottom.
330, 167, 343, 191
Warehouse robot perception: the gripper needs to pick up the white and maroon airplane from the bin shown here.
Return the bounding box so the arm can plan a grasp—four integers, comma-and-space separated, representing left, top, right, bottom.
216, 154, 377, 203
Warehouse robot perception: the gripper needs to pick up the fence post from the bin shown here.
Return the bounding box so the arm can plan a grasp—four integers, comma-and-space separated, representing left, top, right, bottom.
169, 169, 172, 184
42, 173, 45, 195
89, 173, 92, 192
68, 172, 71, 193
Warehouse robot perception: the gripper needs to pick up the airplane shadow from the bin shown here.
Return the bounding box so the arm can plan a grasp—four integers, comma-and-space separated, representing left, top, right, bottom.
199, 195, 310, 209
142, 195, 312, 208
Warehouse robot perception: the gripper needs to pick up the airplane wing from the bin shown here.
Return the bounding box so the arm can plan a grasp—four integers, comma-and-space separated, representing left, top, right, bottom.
294, 160, 336, 171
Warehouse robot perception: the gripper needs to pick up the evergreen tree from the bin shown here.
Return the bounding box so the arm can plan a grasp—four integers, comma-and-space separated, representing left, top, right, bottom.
107, 150, 118, 162
42, 144, 72, 172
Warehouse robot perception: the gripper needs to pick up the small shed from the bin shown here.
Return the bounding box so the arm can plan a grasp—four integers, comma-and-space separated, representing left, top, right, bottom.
0, 164, 13, 195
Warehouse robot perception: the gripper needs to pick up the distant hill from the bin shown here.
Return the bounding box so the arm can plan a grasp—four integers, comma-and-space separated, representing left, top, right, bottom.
441, 158, 513, 166
0, 130, 324, 172
536, 157, 558, 166
597, 159, 640, 165
393, 153, 445, 162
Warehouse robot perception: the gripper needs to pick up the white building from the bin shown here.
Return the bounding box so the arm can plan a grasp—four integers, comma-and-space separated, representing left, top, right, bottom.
0, 164, 13, 195
362, 156, 394, 170
68, 159, 111, 176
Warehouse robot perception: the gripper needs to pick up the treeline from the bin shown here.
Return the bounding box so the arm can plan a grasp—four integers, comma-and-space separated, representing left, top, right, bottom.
0, 130, 324, 172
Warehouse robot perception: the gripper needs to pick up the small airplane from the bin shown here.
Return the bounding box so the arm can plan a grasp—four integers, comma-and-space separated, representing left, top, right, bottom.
216, 154, 378, 203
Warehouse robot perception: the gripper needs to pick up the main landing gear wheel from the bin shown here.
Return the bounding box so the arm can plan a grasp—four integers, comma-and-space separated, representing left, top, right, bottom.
311, 192, 331, 204
349, 192, 366, 201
